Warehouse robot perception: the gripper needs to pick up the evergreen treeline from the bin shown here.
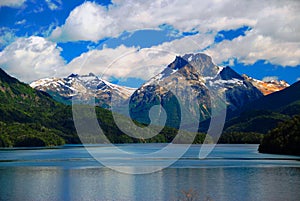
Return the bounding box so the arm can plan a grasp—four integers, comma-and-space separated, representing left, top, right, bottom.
258, 115, 300, 155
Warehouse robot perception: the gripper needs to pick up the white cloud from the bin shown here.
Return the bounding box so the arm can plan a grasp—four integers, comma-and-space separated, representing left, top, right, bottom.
0, 36, 66, 82
50, 0, 300, 42
50, 2, 114, 42
262, 76, 278, 82
2, 1, 300, 82
66, 45, 174, 81
48, 0, 300, 67
15, 19, 26, 25
0, 32, 214, 83
204, 30, 300, 67
49, 0, 244, 42
154, 34, 215, 55
0, 0, 26, 7
66, 33, 215, 80
228, 58, 235, 66
45, 0, 62, 10
297, 77, 300, 81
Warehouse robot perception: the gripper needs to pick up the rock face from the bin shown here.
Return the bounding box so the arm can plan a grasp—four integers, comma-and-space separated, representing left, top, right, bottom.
129, 53, 263, 128
129, 54, 216, 128
30, 73, 136, 108
216, 67, 263, 111
242, 74, 289, 95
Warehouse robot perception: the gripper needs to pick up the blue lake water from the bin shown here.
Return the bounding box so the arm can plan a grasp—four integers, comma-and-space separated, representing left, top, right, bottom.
0, 144, 300, 201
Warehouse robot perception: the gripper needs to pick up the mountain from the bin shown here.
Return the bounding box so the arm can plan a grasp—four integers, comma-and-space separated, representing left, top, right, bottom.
0, 68, 77, 146
217, 66, 263, 110
242, 74, 289, 95
0, 68, 136, 147
1, 63, 297, 148
0, 68, 140, 147
129, 53, 263, 128
240, 80, 300, 113
30, 73, 136, 108
1, 68, 209, 147
223, 81, 300, 134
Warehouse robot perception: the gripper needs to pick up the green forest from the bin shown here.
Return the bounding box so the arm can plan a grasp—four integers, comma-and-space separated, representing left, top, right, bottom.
259, 115, 300, 155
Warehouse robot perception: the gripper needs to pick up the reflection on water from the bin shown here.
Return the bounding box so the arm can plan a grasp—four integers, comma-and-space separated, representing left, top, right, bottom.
0, 144, 300, 201
1, 167, 300, 201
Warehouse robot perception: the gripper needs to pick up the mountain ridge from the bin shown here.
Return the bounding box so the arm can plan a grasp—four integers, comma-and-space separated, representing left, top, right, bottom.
242, 74, 289, 95
222, 80, 300, 134
1, 67, 209, 147
29, 53, 290, 112
30, 73, 136, 108
129, 53, 263, 129
0, 51, 299, 151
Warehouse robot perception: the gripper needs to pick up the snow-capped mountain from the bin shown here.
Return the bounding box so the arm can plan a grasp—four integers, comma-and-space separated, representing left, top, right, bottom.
242, 74, 289, 95
129, 53, 263, 127
30, 53, 288, 124
30, 73, 136, 108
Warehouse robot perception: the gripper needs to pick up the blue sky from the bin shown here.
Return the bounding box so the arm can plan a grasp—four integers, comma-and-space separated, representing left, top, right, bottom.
0, 0, 299, 87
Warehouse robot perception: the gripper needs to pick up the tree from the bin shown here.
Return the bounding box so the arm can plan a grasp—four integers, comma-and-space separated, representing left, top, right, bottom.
259, 115, 300, 155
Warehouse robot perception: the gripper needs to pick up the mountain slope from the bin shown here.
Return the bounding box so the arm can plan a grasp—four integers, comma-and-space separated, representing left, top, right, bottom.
242, 74, 289, 95
241, 81, 300, 112
1, 68, 210, 146
0, 68, 138, 146
129, 53, 263, 128
259, 115, 300, 155
223, 81, 300, 134
30, 73, 136, 108
217, 66, 263, 111
0, 68, 76, 146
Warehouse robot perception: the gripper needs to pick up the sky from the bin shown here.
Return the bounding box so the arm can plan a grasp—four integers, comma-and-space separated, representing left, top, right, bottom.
0, 0, 299, 87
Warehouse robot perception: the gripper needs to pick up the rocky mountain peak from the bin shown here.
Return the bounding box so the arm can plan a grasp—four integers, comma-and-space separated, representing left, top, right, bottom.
148, 53, 219, 86
242, 74, 290, 95
220, 66, 244, 80
30, 74, 136, 108
165, 53, 219, 78
182, 53, 213, 65
184, 53, 219, 77
129, 53, 265, 127
67, 73, 79, 78
167, 56, 190, 70
88, 72, 96, 77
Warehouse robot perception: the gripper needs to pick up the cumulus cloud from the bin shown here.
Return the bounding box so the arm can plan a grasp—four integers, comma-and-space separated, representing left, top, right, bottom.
66, 33, 214, 80
66, 45, 174, 81
2, 0, 300, 82
204, 30, 300, 67
262, 76, 279, 82
0, 0, 26, 7
50, 2, 114, 42
154, 33, 214, 55
48, 0, 300, 67
0, 36, 66, 82
50, 0, 300, 42
0, 32, 214, 82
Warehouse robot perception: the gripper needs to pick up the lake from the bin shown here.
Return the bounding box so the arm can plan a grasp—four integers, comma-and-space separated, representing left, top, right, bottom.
0, 144, 300, 201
